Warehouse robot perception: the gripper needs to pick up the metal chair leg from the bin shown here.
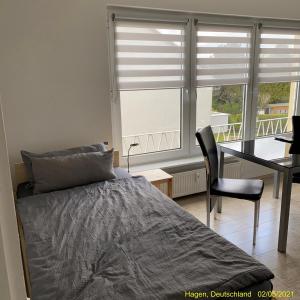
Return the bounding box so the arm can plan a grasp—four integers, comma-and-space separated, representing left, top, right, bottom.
256, 200, 260, 227
212, 196, 217, 220
214, 205, 218, 220
206, 193, 211, 227
217, 197, 222, 213
253, 201, 259, 245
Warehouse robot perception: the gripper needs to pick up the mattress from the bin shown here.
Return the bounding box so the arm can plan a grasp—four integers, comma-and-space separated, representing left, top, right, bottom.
17, 176, 274, 300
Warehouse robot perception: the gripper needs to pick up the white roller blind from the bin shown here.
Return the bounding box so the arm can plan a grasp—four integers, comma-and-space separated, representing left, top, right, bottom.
114, 20, 185, 90
258, 28, 300, 83
196, 25, 252, 87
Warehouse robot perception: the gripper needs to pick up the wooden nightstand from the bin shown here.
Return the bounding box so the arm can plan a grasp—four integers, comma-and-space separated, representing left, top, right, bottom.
131, 169, 173, 198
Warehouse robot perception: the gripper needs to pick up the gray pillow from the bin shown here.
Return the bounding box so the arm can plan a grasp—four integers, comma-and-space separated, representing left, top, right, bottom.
21, 143, 107, 182
31, 150, 116, 194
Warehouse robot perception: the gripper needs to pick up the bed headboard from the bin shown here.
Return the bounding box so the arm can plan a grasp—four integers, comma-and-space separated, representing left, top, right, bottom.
15, 150, 120, 187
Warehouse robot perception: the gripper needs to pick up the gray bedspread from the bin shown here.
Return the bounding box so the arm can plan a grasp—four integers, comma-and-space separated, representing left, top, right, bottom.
17, 176, 274, 300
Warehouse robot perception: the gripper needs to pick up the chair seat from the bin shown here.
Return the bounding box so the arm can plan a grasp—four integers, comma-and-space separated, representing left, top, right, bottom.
293, 173, 300, 183
211, 178, 264, 201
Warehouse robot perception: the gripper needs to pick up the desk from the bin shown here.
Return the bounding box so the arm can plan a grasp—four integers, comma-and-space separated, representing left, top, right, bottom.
218, 135, 300, 253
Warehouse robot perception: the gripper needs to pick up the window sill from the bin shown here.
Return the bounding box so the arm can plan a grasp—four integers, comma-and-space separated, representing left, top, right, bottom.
130, 156, 201, 172
130, 155, 238, 174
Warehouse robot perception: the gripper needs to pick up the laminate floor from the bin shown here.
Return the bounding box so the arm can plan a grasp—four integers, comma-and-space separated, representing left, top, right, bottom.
176, 176, 300, 299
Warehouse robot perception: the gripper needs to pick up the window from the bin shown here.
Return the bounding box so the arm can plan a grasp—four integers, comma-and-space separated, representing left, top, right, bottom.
196, 85, 245, 143
109, 9, 300, 164
256, 28, 300, 138
113, 20, 186, 157
257, 82, 293, 137
120, 89, 182, 155
195, 25, 251, 143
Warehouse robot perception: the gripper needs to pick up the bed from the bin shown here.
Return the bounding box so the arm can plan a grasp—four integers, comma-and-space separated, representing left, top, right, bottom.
15, 151, 274, 300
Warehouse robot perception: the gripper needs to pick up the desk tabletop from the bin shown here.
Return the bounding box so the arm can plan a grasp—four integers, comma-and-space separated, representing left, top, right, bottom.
219, 135, 300, 172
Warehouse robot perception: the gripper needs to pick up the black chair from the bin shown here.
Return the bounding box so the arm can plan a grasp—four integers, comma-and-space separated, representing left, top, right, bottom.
290, 116, 300, 182
273, 116, 300, 194
289, 115, 300, 155
292, 115, 300, 142
196, 126, 264, 245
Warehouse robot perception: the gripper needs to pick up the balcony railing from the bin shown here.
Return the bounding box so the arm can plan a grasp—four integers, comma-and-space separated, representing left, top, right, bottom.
122, 130, 180, 155
122, 117, 291, 155
212, 116, 290, 142
256, 117, 290, 137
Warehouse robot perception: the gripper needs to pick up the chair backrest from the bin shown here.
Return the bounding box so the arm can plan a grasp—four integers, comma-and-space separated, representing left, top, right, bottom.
292, 115, 300, 140
195, 126, 219, 184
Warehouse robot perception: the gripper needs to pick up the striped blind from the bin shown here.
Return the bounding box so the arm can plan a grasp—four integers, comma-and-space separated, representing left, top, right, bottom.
114, 20, 185, 90
258, 28, 300, 83
196, 25, 252, 87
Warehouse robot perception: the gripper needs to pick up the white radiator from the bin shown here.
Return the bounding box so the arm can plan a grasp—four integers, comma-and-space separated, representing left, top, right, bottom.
160, 162, 241, 198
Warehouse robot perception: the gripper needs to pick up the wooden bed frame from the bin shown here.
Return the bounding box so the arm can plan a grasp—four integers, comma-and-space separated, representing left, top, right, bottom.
14, 150, 119, 298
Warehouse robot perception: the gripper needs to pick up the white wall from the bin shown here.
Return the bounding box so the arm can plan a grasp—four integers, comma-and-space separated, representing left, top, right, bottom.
0, 99, 26, 300
1, 0, 300, 173
0, 225, 11, 300
0, 1, 113, 175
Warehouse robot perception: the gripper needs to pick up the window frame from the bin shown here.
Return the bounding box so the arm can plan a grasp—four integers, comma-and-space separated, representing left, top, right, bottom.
108, 6, 300, 166
108, 8, 191, 166
189, 21, 256, 155
252, 25, 300, 139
